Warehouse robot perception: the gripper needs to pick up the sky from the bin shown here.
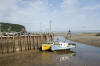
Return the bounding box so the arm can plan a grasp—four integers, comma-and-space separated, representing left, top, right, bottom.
0, 0, 100, 32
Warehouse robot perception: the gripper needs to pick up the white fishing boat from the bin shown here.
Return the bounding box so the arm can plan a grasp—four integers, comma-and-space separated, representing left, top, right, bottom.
51, 41, 76, 51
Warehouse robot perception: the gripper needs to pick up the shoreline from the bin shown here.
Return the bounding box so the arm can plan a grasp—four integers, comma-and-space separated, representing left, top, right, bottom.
68, 33, 100, 48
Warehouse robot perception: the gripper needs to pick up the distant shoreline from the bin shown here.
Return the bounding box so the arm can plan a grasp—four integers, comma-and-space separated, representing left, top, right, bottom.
68, 32, 100, 48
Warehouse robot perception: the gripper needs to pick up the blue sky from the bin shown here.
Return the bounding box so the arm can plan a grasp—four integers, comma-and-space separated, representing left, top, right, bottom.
0, 0, 100, 32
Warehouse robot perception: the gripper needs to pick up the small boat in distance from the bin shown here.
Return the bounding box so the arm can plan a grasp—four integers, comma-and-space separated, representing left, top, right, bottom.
51, 41, 76, 51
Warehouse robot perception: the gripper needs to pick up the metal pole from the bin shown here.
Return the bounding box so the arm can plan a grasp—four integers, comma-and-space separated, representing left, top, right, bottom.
0, 24, 2, 36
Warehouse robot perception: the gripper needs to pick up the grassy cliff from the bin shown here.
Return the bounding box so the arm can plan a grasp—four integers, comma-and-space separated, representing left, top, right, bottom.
0, 22, 26, 32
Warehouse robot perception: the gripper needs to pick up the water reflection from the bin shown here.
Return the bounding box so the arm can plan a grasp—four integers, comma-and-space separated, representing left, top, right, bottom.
55, 50, 76, 62
41, 49, 76, 65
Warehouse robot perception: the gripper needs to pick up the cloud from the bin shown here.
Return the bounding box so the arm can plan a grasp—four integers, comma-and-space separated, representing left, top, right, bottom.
0, 0, 100, 32
82, 5, 100, 10
0, 0, 49, 32
50, 0, 100, 31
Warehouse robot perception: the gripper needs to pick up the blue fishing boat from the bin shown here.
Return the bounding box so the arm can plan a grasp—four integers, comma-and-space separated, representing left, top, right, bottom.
51, 41, 76, 51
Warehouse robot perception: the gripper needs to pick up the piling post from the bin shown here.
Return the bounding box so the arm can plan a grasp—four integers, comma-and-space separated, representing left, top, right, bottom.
27, 33, 30, 50
29, 33, 32, 50
32, 35, 35, 49
7, 35, 9, 53
36, 36, 38, 49
19, 33, 22, 51
37, 36, 40, 49
1, 36, 3, 54
33, 35, 35, 49
24, 33, 27, 50
12, 33, 15, 53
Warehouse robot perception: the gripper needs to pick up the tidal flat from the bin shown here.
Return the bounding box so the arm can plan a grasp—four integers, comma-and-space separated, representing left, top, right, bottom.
70, 33, 100, 48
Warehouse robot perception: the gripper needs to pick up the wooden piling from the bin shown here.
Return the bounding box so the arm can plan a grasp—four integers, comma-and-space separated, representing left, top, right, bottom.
13, 34, 15, 53
1, 36, 3, 54
24, 33, 27, 50
6, 35, 9, 53
0, 33, 54, 54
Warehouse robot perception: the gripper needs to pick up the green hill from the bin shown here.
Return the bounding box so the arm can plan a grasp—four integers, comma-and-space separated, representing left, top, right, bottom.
0, 22, 26, 32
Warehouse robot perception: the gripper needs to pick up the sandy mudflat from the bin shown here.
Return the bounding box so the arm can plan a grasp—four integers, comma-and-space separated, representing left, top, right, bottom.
0, 36, 100, 66
69, 33, 100, 48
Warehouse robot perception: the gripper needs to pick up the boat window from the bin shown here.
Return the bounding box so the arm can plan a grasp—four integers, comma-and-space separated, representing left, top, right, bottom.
54, 44, 61, 45
54, 42, 59, 44
44, 41, 53, 44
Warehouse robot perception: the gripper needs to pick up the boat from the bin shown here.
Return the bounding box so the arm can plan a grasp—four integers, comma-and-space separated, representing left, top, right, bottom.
51, 41, 76, 51
42, 41, 53, 51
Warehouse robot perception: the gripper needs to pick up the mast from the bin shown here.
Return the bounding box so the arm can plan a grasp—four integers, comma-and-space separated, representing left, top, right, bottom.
48, 20, 52, 41
0, 24, 1, 36
67, 29, 71, 39
40, 23, 42, 33
49, 20, 52, 34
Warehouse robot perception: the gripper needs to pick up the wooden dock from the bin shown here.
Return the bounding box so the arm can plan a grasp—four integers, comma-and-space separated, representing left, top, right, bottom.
0, 33, 54, 54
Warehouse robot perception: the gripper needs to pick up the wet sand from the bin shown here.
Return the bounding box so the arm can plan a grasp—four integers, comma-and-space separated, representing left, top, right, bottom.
0, 44, 100, 66
0, 50, 76, 66
70, 33, 100, 48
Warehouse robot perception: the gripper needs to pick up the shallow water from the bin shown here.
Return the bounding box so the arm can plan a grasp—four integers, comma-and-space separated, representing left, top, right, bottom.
0, 36, 100, 66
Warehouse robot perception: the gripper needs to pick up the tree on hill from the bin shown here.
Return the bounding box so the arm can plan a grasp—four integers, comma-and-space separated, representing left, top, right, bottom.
0, 22, 26, 32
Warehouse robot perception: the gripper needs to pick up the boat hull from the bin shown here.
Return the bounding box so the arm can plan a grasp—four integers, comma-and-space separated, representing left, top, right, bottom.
42, 44, 51, 51
51, 45, 75, 51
